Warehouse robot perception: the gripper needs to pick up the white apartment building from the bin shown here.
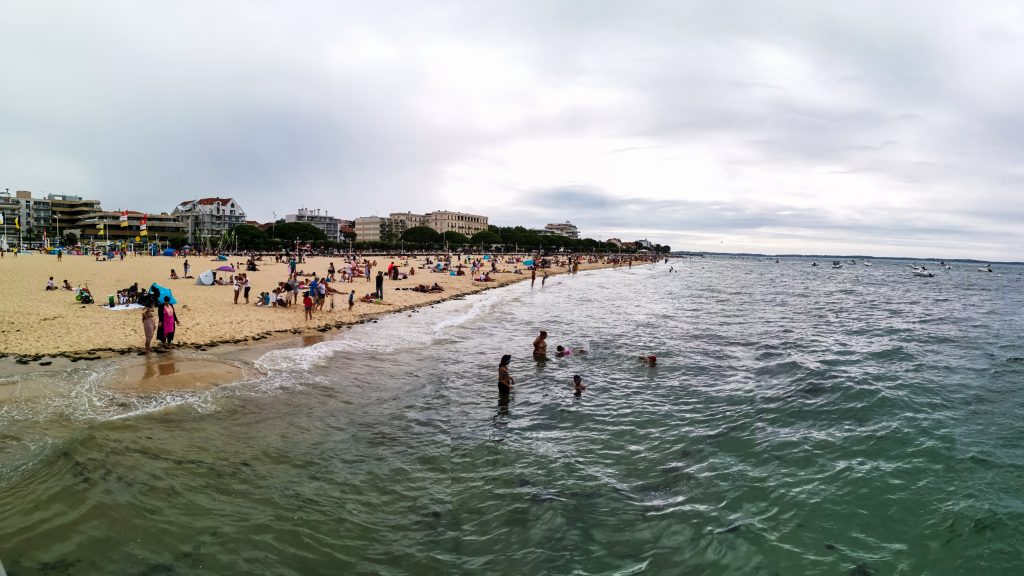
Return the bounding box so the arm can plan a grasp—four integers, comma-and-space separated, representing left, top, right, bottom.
426, 210, 488, 236
354, 216, 408, 243
544, 221, 579, 239
173, 197, 247, 244
286, 208, 342, 242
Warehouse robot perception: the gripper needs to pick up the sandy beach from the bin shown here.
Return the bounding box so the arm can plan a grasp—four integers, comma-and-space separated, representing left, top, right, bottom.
0, 252, 613, 357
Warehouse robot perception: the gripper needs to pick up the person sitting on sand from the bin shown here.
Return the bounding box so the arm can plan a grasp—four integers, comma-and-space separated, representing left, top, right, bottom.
45, 277, 56, 291
170, 269, 179, 280
62, 279, 73, 291
430, 283, 444, 293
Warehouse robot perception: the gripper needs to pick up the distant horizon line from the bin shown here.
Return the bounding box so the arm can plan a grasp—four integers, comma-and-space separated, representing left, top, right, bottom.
671, 250, 1020, 266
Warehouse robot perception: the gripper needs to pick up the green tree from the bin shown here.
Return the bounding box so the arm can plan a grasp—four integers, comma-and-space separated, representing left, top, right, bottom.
401, 226, 441, 244
61, 232, 79, 246
470, 230, 501, 245
444, 231, 470, 245
230, 224, 267, 249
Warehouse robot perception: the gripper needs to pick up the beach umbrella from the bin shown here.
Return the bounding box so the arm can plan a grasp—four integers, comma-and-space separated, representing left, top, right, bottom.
217, 255, 228, 261
216, 265, 235, 272
196, 270, 215, 286
523, 259, 535, 266
149, 283, 178, 305
162, 248, 176, 256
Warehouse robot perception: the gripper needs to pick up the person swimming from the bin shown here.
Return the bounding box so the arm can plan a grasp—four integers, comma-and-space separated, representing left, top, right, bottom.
639, 355, 657, 366
573, 374, 586, 397
555, 345, 572, 357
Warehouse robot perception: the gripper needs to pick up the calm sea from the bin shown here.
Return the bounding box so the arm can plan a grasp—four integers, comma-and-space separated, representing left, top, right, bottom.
1, 257, 1023, 575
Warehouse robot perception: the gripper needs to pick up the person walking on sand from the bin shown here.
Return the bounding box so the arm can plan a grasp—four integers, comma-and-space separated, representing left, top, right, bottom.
142, 303, 157, 351
243, 273, 252, 304
375, 270, 385, 300
57, 248, 62, 262
157, 296, 180, 347
348, 289, 355, 311
499, 354, 515, 398
233, 275, 241, 304
365, 262, 372, 282
533, 330, 548, 361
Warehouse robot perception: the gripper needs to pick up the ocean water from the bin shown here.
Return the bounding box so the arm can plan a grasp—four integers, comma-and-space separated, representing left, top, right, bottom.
2, 257, 1024, 575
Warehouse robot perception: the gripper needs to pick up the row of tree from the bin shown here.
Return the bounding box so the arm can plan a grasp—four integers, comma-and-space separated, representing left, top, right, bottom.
211, 222, 671, 253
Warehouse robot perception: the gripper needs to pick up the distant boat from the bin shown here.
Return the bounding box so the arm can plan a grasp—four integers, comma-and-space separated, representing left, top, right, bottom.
811, 261, 818, 267
832, 260, 843, 269
849, 259, 857, 264
979, 264, 993, 272
863, 261, 873, 267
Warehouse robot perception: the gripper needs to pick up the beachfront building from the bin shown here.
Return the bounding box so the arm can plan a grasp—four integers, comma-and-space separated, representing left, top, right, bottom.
285, 208, 342, 242
426, 210, 488, 236
77, 211, 187, 244
390, 211, 428, 229
606, 238, 622, 247
48, 193, 103, 235
354, 216, 408, 243
636, 239, 654, 249
544, 221, 579, 239
173, 197, 247, 245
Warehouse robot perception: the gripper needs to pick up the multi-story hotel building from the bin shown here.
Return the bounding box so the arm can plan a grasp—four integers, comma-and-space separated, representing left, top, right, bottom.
285, 208, 343, 242
173, 198, 247, 244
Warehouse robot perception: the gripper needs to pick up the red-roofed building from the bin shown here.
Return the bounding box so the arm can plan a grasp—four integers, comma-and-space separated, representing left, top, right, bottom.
173, 198, 247, 244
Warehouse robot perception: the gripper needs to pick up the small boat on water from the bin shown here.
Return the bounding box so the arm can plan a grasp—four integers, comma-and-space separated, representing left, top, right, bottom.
863, 261, 873, 267
811, 261, 818, 267
979, 264, 993, 272
832, 260, 843, 269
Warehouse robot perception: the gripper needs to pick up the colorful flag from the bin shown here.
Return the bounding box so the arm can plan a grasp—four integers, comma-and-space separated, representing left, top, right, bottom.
0, 213, 4, 225
140, 214, 148, 236
14, 216, 19, 230
97, 221, 104, 233
120, 210, 129, 227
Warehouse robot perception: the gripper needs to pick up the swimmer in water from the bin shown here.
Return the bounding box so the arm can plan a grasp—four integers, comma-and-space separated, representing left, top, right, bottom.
573, 374, 586, 397
639, 355, 657, 366
555, 345, 572, 357
533, 330, 548, 361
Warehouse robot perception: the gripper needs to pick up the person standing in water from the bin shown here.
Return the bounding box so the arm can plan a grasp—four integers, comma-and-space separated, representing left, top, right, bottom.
533, 330, 548, 361
142, 303, 157, 351
573, 374, 586, 397
499, 354, 515, 398
531, 267, 536, 288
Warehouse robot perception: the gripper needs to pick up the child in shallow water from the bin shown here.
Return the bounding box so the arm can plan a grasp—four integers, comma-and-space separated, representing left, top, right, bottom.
573, 375, 586, 397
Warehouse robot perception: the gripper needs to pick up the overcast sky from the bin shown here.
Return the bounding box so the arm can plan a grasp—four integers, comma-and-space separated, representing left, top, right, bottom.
2, 1, 1023, 259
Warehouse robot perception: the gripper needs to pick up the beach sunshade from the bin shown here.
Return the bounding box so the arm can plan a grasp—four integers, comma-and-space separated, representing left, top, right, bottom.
217, 255, 228, 261
523, 259, 535, 266
162, 248, 176, 256
149, 283, 177, 305
483, 255, 490, 260
196, 270, 215, 285
216, 265, 235, 272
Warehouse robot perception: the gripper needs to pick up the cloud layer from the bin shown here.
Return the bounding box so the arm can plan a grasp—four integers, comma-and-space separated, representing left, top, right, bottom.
2, 1, 1023, 259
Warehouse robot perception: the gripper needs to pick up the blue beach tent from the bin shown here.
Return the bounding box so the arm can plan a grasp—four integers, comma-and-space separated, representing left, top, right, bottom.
162, 248, 176, 256
217, 255, 228, 261
148, 283, 178, 305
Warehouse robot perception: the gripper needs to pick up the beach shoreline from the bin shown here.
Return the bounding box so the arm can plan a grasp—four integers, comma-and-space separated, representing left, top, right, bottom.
0, 254, 621, 363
